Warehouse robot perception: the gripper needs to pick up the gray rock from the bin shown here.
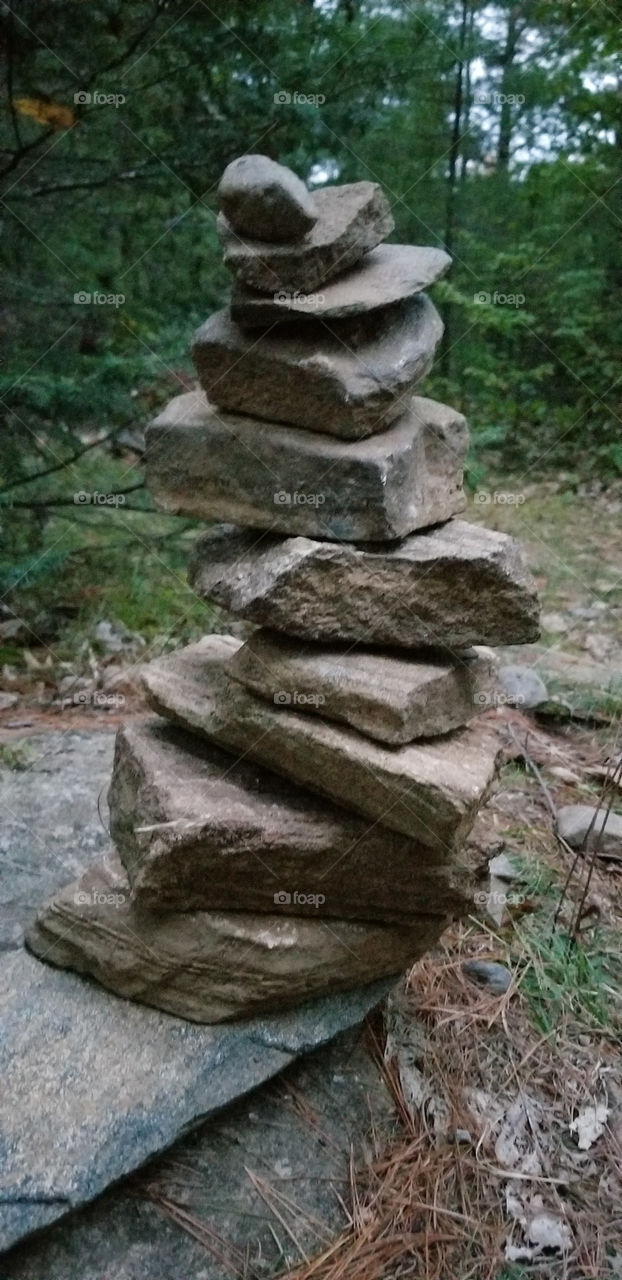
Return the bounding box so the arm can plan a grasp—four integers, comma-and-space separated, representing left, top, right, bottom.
146, 389, 468, 541
190, 520, 541, 650
231, 242, 451, 325
26, 848, 435, 1021
217, 180, 394, 293
109, 719, 470, 919
498, 664, 548, 709
230, 630, 497, 744
141, 634, 501, 851
192, 296, 443, 439
1, 940, 391, 1253
462, 959, 512, 994
217, 154, 317, 242
556, 804, 622, 857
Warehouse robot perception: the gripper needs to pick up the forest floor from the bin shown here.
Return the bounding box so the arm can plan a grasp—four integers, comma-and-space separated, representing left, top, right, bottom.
1, 482, 621, 1279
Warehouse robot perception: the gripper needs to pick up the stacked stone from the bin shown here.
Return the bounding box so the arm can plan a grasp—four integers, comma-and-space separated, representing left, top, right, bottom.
27, 157, 540, 1025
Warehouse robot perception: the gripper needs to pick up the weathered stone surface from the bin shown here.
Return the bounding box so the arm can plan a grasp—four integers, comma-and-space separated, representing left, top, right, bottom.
556, 804, 622, 857
26, 850, 434, 1024
141, 634, 501, 851
218, 154, 317, 243
190, 521, 541, 650
217, 180, 394, 293
109, 719, 471, 917
192, 297, 443, 439
498, 663, 548, 709
146, 389, 467, 540
2, 944, 391, 1254
230, 631, 498, 744
231, 242, 451, 325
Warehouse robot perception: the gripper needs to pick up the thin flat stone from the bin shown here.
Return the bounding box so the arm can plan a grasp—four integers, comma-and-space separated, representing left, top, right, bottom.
141, 634, 501, 851
229, 630, 498, 744
217, 180, 394, 293
109, 718, 471, 916
0, 944, 391, 1253
26, 850, 434, 1022
190, 520, 541, 649
145, 389, 467, 541
192, 296, 444, 439
218, 154, 318, 242
231, 243, 451, 325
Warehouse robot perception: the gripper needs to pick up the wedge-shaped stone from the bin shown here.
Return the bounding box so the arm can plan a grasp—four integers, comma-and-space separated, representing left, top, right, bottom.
190, 520, 541, 650
218, 154, 318, 243
230, 631, 498, 745
27, 850, 439, 1023
231, 243, 451, 326
217, 180, 394, 293
146, 390, 467, 541
192, 296, 443, 439
109, 719, 471, 918
141, 635, 501, 851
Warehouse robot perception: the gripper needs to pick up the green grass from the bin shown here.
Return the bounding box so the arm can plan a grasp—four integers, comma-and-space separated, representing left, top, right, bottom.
516, 914, 622, 1039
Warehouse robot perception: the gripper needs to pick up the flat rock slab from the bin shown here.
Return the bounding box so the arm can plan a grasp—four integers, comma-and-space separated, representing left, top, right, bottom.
217, 180, 394, 293
190, 520, 540, 649
556, 804, 622, 858
141, 634, 501, 851
26, 848, 433, 1021
218, 153, 317, 242
146, 389, 467, 541
109, 718, 471, 917
191, 296, 443, 439
1, 942, 390, 1254
231, 242, 451, 325
230, 630, 498, 744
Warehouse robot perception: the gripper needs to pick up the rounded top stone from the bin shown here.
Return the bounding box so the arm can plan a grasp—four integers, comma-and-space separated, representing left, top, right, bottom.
218, 154, 318, 243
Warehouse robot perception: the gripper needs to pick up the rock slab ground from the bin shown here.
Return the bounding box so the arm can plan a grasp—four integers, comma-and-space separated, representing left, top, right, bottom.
230, 629, 497, 744
192, 296, 443, 438
146, 389, 468, 541
108, 718, 471, 917
217, 180, 394, 292
141, 633, 501, 851
231, 242, 451, 325
190, 519, 540, 650
0, 732, 399, 1269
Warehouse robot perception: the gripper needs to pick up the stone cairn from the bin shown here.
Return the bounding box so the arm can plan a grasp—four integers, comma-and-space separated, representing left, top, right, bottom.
28, 156, 540, 1023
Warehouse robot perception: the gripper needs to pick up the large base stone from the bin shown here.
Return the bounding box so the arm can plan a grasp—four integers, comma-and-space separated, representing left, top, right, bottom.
191, 296, 443, 439
217, 180, 394, 293
1, 944, 391, 1253
146, 390, 468, 541
230, 630, 498, 744
109, 719, 471, 918
190, 520, 541, 649
231, 243, 451, 325
141, 634, 501, 851
26, 849, 435, 1022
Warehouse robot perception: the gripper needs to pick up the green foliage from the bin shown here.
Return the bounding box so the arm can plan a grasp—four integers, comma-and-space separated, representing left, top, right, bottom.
0, 0, 620, 635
